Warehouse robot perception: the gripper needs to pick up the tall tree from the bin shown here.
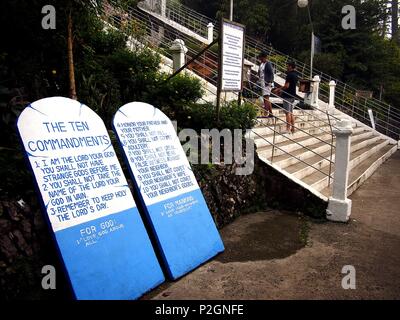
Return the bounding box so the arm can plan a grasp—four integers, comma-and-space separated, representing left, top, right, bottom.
67, 8, 77, 100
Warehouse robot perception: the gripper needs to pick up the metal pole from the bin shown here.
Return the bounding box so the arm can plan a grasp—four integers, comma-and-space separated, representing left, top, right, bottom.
271, 117, 277, 164
230, 0, 233, 21
307, 5, 314, 79
238, 92, 242, 106
386, 106, 391, 136
310, 31, 314, 79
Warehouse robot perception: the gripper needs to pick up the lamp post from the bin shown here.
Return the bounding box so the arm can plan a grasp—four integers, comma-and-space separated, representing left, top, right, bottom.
297, 0, 314, 79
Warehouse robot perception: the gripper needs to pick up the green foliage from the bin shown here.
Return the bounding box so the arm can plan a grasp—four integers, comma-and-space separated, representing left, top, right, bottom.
147, 73, 203, 110
168, 100, 257, 132
311, 53, 345, 80
77, 72, 121, 126
218, 100, 258, 131
107, 48, 160, 101
229, 0, 269, 39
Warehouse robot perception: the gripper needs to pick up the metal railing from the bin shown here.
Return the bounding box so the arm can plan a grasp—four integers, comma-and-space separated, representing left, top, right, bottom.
101, 2, 220, 82
138, 0, 211, 39
137, 0, 400, 140
96, 0, 365, 194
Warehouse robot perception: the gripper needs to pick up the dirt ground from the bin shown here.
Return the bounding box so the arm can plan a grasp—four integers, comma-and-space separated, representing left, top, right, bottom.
143, 151, 400, 300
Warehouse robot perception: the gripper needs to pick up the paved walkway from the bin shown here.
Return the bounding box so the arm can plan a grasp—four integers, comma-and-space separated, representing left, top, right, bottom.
144, 151, 400, 300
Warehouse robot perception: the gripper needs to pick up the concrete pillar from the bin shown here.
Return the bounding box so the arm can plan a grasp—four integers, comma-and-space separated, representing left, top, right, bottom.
329, 80, 336, 111
326, 119, 353, 223
207, 23, 214, 44
312, 75, 321, 107
170, 39, 188, 72
161, 0, 166, 17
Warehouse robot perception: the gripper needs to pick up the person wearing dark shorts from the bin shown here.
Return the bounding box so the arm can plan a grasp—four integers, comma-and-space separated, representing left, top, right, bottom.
275, 61, 298, 133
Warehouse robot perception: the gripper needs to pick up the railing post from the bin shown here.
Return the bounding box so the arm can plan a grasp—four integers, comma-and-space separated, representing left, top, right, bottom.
161, 0, 166, 17
207, 23, 214, 44
326, 119, 353, 223
328, 80, 336, 113
169, 39, 188, 72
386, 106, 391, 136
312, 75, 321, 107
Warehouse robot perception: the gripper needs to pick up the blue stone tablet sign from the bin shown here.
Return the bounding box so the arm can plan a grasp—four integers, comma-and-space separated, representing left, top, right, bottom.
17, 97, 164, 299
113, 102, 224, 279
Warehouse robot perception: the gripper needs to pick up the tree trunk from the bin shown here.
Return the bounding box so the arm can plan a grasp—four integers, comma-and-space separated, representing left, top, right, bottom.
392, 0, 399, 44
67, 10, 77, 100
382, 9, 388, 38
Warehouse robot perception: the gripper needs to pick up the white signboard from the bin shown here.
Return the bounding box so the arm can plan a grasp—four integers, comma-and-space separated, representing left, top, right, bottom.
220, 20, 245, 92
113, 102, 224, 280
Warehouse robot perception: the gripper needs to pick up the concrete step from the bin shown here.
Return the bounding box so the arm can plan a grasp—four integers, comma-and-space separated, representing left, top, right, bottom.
272, 140, 334, 169
256, 113, 324, 124
252, 106, 312, 116
270, 129, 370, 169
256, 127, 365, 159
320, 145, 397, 197
253, 118, 357, 139
252, 124, 333, 146
254, 118, 327, 133
290, 135, 382, 180
255, 126, 348, 151
256, 131, 334, 158
251, 122, 331, 139
306, 139, 390, 192
284, 131, 379, 177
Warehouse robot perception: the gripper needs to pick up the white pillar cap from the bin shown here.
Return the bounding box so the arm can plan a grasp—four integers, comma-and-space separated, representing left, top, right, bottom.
170, 39, 188, 53
333, 119, 353, 135
313, 75, 321, 82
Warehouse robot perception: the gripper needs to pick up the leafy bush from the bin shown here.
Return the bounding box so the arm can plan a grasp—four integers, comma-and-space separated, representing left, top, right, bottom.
106, 47, 161, 101
168, 100, 257, 132
219, 100, 258, 131
146, 73, 204, 110
77, 45, 161, 126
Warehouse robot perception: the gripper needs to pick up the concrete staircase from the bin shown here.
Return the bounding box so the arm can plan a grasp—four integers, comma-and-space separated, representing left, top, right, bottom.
251, 108, 398, 201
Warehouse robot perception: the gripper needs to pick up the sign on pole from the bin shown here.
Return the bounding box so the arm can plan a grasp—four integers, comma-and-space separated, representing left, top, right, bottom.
220, 19, 245, 92
17, 97, 164, 299
113, 102, 224, 280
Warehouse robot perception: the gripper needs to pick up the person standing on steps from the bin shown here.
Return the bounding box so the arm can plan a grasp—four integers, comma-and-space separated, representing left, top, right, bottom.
274, 61, 298, 134
258, 50, 274, 118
